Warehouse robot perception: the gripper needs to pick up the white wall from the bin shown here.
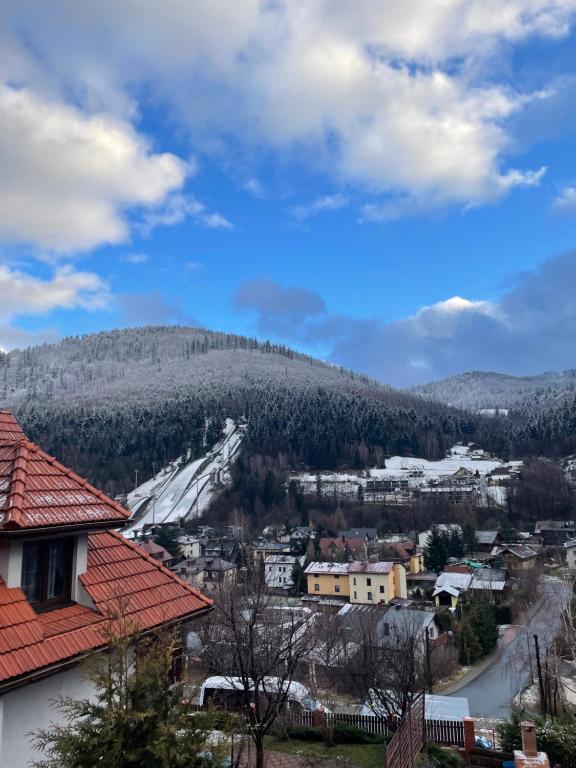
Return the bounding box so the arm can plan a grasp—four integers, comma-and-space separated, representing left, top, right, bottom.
0, 665, 95, 768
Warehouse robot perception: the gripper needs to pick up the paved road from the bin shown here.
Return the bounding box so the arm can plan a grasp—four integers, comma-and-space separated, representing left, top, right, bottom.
450, 577, 570, 718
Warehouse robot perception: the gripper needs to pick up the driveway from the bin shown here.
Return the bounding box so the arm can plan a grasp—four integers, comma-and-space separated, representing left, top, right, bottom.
449, 577, 570, 718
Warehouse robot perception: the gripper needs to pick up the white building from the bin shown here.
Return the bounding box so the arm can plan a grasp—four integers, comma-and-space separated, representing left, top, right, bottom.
0, 412, 212, 768
264, 554, 305, 589
178, 535, 203, 559
564, 538, 576, 571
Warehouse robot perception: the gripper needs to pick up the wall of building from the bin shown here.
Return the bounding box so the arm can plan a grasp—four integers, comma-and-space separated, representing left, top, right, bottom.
350, 572, 392, 604
0, 665, 95, 768
567, 548, 576, 571
393, 564, 408, 598
306, 573, 350, 597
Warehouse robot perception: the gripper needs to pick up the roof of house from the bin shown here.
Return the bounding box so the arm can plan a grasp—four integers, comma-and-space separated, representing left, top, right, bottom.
265, 554, 302, 565
0, 413, 130, 531
0, 530, 212, 687
564, 538, 576, 550
433, 572, 473, 596
304, 561, 349, 575
475, 530, 500, 545
535, 520, 576, 533
319, 537, 365, 558
470, 568, 507, 591
139, 539, 173, 562
492, 544, 538, 560
349, 560, 393, 574
338, 528, 378, 540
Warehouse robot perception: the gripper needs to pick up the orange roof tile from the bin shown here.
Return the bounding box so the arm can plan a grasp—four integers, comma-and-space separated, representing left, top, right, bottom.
0, 530, 212, 687
0, 414, 130, 530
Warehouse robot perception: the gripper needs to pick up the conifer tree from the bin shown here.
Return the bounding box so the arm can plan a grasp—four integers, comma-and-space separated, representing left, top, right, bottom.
424, 529, 448, 573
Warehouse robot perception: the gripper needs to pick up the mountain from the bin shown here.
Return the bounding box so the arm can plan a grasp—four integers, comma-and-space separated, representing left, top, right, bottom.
0, 326, 480, 496
411, 370, 576, 411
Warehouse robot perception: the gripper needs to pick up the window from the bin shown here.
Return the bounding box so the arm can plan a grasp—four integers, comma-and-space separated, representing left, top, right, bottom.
314, 583, 320, 591
334, 575, 340, 579
367, 591, 373, 601
335, 584, 340, 593
353, 591, 357, 599
379, 585, 385, 594
353, 577, 356, 585
366, 578, 372, 587
21, 538, 74, 611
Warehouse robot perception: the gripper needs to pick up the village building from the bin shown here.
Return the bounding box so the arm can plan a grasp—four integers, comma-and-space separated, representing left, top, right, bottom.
264, 554, 305, 590
138, 538, 175, 567
337, 528, 378, 543
172, 555, 236, 588
178, 535, 203, 559
564, 538, 576, 571
319, 536, 367, 561
491, 544, 538, 571
535, 520, 576, 546
349, 561, 407, 605
0, 412, 212, 768
304, 562, 350, 599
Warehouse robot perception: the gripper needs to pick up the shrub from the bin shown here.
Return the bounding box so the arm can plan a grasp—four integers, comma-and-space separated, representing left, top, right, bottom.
332, 722, 388, 745
288, 726, 324, 742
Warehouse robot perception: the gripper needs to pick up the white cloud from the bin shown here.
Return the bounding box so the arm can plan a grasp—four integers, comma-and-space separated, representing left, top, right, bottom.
0, 84, 187, 252
2, 0, 572, 216
0, 265, 110, 319
291, 194, 349, 221
123, 253, 149, 264
140, 194, 232, 234
553, 185, 576, 211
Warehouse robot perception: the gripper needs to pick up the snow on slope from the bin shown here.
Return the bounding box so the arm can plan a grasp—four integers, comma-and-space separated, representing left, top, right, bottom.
122, 419, 243, 538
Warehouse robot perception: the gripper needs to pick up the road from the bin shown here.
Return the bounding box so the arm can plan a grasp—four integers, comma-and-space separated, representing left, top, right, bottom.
450, 577, 570, 718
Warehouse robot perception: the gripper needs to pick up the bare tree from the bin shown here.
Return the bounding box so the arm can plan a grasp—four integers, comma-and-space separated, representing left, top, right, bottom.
348, 609, 433, 720
201, 568, 314, 768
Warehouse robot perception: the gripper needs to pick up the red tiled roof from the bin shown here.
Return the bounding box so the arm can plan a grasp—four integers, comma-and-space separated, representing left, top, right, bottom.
0, 530, 212, 686
319, 537, 365, 559
139, 539, 173, 562
0, 413, 130, 530
0, 412, 26, 443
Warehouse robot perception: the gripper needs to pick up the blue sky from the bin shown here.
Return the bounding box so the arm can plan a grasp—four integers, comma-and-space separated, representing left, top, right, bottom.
3, 1, 576, 386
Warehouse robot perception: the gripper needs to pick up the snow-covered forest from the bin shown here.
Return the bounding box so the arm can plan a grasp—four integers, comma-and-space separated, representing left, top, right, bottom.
0, 326, 481, 495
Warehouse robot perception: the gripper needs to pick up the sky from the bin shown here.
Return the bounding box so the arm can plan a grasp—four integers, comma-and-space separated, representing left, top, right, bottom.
2, 1, 576, 387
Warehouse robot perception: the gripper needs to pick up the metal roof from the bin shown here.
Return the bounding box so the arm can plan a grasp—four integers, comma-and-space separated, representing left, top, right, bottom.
349, 560, 393, 574
304, 561, 349, 575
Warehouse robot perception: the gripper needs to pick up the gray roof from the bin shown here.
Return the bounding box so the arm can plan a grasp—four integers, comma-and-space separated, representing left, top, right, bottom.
492, 544, 537, 560
434, 572, 473, 592
305, 561, 349, 575
564, 538, 576, 549
535, 520, 576, 532
338, 528, 378, 540
475, 530, 499, 545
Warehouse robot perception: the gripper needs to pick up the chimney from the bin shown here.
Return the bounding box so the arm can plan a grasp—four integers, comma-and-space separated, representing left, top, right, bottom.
521, 722, 537, 758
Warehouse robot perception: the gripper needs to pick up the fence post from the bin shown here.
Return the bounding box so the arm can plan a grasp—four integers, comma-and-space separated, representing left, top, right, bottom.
463, 717, 476, 761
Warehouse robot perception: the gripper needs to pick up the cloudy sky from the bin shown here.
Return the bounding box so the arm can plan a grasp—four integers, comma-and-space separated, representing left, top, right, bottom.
3, 1, 576, 385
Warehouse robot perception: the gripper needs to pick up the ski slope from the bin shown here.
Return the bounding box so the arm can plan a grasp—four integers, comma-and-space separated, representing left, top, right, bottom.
122, 419, 243, 538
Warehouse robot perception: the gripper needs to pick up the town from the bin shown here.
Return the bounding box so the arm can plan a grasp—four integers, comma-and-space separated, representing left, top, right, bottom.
1, 411, 574, 768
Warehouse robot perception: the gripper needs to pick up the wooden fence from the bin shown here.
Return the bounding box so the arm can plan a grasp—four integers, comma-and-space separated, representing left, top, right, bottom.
425, 717, 464, 746
385, 694, 425, 768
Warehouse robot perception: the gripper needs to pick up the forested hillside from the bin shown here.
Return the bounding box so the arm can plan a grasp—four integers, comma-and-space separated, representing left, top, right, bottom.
0, 326, 481, 495
412, 370, 576, 410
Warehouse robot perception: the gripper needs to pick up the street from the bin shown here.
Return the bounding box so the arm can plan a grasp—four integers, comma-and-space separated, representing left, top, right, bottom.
450, 577, 570, 718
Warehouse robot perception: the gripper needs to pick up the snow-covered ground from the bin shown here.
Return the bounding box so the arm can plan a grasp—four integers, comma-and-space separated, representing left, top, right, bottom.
122, 419, 243, 538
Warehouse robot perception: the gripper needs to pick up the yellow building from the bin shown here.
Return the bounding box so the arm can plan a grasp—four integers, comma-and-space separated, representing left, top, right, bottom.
408, 552, 424, 574
349, 561, 407, 605
304, 562, 350, 598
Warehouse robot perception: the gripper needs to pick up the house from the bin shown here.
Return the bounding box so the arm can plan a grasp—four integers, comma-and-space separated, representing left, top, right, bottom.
304, 562, 350, 599
338, 528, 378, 543
432, 571, 473, 609
264, 554, 305, 590
492, 544, 538, 571
564, 538, 576, 571
138, 538, 175, 567
0, 411, 212, 768
349, 561, 407, 605
474, 530, 501, 552
535, 520, 576, 546
379, 538, 424, 574
468, 568, 508, 603
319, 536, 366, 561
251, 541, 291, 565
173, 555, 236, 587
178, 535, 203, 559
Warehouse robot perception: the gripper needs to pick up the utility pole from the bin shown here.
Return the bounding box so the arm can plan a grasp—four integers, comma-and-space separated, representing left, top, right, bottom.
134, 469, 139, 491
425, 626, 433, 694
533, 634, 546, 718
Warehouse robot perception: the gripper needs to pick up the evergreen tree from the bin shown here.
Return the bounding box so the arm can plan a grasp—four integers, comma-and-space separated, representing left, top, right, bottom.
499, 514, 517, 543
423, 529, 448, 573
462, 523, 476, 555
458, 620, 483, 665
33, 622, 223, 768
152, 527, 182, 559
468, 600, 498, 656
448, 528, 465, 559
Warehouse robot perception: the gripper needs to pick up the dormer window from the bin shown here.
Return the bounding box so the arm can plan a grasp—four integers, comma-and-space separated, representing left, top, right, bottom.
21, 537, 74, 611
